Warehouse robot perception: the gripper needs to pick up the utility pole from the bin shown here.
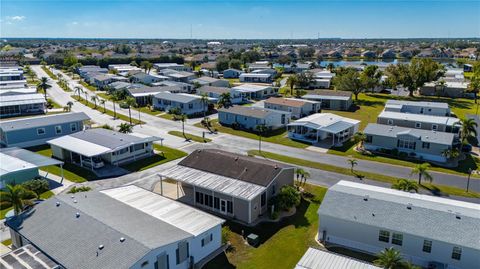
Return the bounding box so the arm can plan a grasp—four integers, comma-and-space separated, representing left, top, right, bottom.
467, 168, 472, 192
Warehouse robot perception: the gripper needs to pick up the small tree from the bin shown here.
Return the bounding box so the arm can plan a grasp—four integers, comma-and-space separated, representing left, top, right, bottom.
295, 168, 304, 186
66, 101, 74, 112
90, 95, 98, 109
286, 75, 297, 96
353, 132, 367, 150
118, 122, 133, 133
348, 158, 358, 174
0, 184, 37, 216
22, 179, 50, 197
411, 163, 433, 185
218, 92, 232, 108
37, 77, 51, 102
442, 148, 460, 160
74, 86, 83, 100
275, 185, 301, 211
200, 93, 209, 120
392, 179, 418, 193
99, 99, 106, 113
374, 247, 403, 269
125, 96, 137, 125
457, 118, 478, 144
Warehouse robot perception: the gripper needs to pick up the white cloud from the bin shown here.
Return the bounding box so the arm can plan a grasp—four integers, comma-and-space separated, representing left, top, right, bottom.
7, 16, 26, 21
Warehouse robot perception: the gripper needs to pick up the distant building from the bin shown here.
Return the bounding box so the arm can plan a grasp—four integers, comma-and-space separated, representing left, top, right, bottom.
295, 248, 381, 269
158, 149, 294, 224
0, 112, 90, 148
381, 49, 396, 59
196, 86, 243, 104
191, 76, 230, 88
420, 81, 470, 98
231, 84, 277, 100
153, 92, 210, 116
154, 63, 192, 72
302, 90, 353, 111
361, 50, 377, 58
384, 100, 451, 116
318, 181, 480, 269
6, 185, 224, 269
239, 73, 274, 83
0, 93, 46, 118
264, 97, 321, 119
223, 68, 244, 79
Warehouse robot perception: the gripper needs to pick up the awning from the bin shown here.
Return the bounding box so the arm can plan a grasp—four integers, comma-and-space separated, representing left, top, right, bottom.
47, 136, 112, 157
0, 147, 64, 177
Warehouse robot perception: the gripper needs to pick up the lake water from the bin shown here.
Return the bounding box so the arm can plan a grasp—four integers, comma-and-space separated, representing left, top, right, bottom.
319, 59, 458, 68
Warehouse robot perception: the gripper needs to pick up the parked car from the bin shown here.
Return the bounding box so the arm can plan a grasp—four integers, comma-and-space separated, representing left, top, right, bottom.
81, 156, 105, 169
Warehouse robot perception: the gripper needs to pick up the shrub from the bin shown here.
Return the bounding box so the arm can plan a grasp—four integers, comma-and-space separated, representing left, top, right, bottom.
221, 226, 231, 245
22, 179, 50, 196
100, 124, 114, 130
67, 186, 92, 194
391, 148, 399, 156
271, 185, 301, 211
270, 210, 279, 220
398, 152, 408, 158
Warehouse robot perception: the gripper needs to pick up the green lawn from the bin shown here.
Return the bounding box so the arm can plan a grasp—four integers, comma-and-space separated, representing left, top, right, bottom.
27, 145, 98, 183
80, 80, 97, 91
205, 184, 327, 269
168, 131, 212, 143
74, 96, 145, 124
1, 239, 12, 247
248, 150, 480, 199
41, 66, 58, 80
0, 190, 55, 220
195, 119, 310, 149
121, 145, 187, 172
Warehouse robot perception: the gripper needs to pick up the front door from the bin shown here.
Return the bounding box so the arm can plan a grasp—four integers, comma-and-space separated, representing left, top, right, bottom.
220, 199, 227, 214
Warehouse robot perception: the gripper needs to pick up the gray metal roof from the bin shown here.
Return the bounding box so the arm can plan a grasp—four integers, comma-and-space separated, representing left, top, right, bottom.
218, 105, 287, 119
378, 111, 459, 125
0, 244, 58, 269
154, 92, 201, 103
0, 147, 63, 177
364, 123, 455, 145
6, 190, 193, 269
295, 248, 381, 269
0, 93, 46, 107
319, 181, 480, 250
0, 112, 90, 132
198, 85, 230, 95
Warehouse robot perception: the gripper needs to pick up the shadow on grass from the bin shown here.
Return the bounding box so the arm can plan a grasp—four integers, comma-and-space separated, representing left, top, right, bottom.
121, 154, 166, 172
420, 184, 446, 197
203, 252, 236, 269
224, 197, 311, 248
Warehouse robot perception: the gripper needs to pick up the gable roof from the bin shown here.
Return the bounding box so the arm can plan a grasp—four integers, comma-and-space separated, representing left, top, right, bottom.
289, 113, 359, 132
319, 181, 480, 250
0, 112, 90, 132
296, 248, 381, 269
178, 149, 292, 187
265, 97, 317, 108
154, 92, 201, 103
198, 85, 230, 95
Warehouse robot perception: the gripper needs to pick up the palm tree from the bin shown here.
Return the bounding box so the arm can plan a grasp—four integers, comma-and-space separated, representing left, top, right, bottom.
140, 61, 153, 74
118, 123, 133, 133
374, 247, 403, 269
286, 75, 297, 96
99, 99, 106, 113
179, 114, 187, 137
83, 90, 89, 105
411, 163, 433, 185
111, 92, 120, 119
200, 93, 209, 120
401, 261, 421, 269
392, 179, 418, 193
457, 118, 478, 144
295, 168, 305, 185
442, 148, 460, 160
66, 101, 74, 112
353, 132, 367, 150
218, 92, 232, 108
74, 86, 83, 100
348, 159, 358, 174
0, 184, 37, 216
37, 77, 51, 101
326, 63, 335, 72
125, 97, 137, 125
301, 170, 310, 186
256, 124, 267, 153
90, 95, 98, 109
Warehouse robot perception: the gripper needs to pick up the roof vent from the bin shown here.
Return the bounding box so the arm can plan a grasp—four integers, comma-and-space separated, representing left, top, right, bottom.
98, 245, 104, 250
274, 164, 278, 169
56, 202, 61, 207
75, 212, 80, 218
120, 237, 126, 242
71, 196, 75, 199
372, 213, 375, 217
406, 203, 412, 210
235, 157, 239, 161
363, 195, 369, 201
455, 213, 461, 220
73, 200, 78, 203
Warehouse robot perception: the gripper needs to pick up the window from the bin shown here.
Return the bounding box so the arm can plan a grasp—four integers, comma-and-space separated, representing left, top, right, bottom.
379, 230, 390, 243
141, 261, 149, 267
392, 233, 403, 246
366, 135, 373, 143
201, 233, 213, 247
398, 139, 416, 150
133, 143, 145, 151
195, 192, 204, 205
422, 240, 432, 253
422, 142, 430, 149
227, 201, 233, 214
188, 103, 193, 109
261, 192, 266, 207
176, 242, 189, 264
387, 119, 393, 125
415, 122, 421, 129
214, 197, 220, 209
70, 123, 78, 132
37, 128, 45, 135
55, 126, 62, 134
432, 124, 438, 131
117, 147, 129, 155
452, 247, 462, 260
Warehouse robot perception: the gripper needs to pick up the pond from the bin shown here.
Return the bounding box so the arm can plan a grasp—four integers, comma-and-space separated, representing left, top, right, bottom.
319, 58, 458, 68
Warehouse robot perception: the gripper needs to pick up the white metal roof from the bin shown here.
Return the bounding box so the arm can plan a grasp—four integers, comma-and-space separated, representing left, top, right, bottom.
0, 93, 45, 107
0, 147, 63, 177
296, 248, 381, 269
378, 110, 460, 125
47, 136, 112, 157
158, 165, 266, 201
302, 94, 350, 101
101, 185, 224, 236
289, 113, 359, 134
232, 84, 271, 92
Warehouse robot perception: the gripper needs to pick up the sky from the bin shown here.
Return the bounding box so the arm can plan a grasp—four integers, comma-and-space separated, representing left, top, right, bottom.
1, 0, 479, 39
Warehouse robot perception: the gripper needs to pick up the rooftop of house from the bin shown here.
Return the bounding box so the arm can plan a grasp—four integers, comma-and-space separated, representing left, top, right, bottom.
47, 128, 161, 157
232, 84, 271, 92
197, 85, 230, 95
6, 185, 223, 269
0, 93, 46, 107
0, 112, 90, 131
385, 99, 450, 109
178, 149, 292, 187
363, 123, 455, 145
265, 97, 319, 108
218, 105, 288, 119
289, 113, 359, 133
0, 147, 63, 177
319, 181, 480, 250
378, 110, 460, 125
295, 247, 381, 269
154, 92, 202, 103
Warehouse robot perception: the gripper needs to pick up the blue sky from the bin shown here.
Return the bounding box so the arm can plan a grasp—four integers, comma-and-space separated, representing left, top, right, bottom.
1, 0, 479, 39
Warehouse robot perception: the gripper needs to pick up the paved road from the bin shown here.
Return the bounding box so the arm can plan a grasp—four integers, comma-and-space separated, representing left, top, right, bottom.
34, 66, 480, 197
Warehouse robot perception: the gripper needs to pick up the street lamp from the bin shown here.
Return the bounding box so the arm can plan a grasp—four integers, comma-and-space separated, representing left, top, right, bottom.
467, 168, 473, 193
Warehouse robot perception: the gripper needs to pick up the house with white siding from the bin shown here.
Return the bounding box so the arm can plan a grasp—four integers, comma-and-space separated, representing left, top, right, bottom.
384, 100, 451, 116
264, 97, 321, 119
6, 185, 224, 269
318, 181, 480, 269
231, 84, 277, 100
153, 92, 210, 116
218, 106, 290, 131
